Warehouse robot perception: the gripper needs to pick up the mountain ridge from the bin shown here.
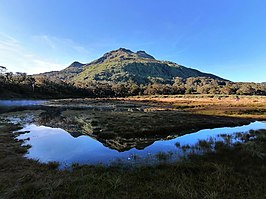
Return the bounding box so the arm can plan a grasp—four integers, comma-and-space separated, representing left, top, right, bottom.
36, 48, 226, 84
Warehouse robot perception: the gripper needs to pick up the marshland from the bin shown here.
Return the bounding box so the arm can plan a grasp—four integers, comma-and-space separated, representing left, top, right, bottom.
0, 95, 265, 198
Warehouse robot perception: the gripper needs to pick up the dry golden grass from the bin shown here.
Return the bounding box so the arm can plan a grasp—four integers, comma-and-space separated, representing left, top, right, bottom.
124, 95, 266, 120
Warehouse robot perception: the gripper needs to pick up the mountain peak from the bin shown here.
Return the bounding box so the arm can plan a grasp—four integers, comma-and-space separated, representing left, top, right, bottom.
91, 48, 156, 65
68, 61, 84, 68
117, 48, 134, 53
136, 50, 155, 59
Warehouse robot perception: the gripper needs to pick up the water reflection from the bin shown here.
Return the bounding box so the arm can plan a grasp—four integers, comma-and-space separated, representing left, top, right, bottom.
33, 108, 159, 150
16, 121, 266, 168
4, 100, 265, 168
0, 100, 46, 107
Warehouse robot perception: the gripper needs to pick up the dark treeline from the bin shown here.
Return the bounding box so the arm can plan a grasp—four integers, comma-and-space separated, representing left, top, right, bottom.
0, 71, 89, 99
74, 77, 266, 97
0, 68, 265, 99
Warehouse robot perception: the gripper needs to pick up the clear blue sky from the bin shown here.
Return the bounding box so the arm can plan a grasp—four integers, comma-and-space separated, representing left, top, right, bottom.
0, 0, 265, 82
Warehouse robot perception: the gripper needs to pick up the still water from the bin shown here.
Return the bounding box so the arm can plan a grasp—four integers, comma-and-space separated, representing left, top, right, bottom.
0, 100, 46, 107
16, 121, 266, 168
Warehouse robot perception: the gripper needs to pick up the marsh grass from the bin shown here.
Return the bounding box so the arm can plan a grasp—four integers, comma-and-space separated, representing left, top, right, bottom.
1, 96, 264, 141
128, 95, 266, 120
155, 151, 173, 162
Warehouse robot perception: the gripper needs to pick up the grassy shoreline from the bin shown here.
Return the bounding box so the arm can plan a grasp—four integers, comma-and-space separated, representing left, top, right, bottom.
0, 100, 256, 140
39, 95, 265, 139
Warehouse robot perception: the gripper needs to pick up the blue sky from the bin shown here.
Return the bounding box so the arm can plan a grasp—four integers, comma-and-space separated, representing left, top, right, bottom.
0, 0, 265, 82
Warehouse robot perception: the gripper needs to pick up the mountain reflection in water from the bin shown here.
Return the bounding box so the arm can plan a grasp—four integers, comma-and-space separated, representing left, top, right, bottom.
16, 118, 266, 168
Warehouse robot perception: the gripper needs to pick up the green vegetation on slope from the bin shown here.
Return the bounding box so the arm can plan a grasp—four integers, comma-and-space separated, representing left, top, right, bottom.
36, 48, 224, 85
73, 48, 223, 84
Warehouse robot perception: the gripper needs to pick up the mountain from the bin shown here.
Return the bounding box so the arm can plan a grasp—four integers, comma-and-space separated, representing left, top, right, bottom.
37, 48, 226, 84
38, 61, 85, 81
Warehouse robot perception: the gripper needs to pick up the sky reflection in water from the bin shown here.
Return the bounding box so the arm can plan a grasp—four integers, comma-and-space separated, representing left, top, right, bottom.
16, 121, 266, 168
0, 100, 45, 107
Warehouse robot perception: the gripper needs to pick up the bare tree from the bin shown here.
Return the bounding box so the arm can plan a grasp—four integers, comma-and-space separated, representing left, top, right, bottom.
28, 77, 36, 92
0, 66, 7, 74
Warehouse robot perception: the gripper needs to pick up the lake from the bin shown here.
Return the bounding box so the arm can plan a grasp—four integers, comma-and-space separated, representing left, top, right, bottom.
1, 99, 265, 168
0, 100, 46, 107
16, 121, 266, 168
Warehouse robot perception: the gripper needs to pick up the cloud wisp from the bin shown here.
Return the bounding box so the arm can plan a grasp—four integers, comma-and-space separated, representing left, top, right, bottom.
34, 35, 91, 56
0, 33, 92, 74
0, 33, 68, 74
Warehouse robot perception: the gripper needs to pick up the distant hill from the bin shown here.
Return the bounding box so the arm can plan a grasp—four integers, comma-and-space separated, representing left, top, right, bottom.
39, 61, 85, 81
35, 48, 226, 84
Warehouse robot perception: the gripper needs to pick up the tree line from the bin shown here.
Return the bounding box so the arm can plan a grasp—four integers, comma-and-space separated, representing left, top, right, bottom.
74, 77, 266, 97
0, 67, 265, 98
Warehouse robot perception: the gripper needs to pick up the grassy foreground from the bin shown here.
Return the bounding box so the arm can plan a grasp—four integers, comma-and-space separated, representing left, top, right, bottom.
0, 121, 266, 199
